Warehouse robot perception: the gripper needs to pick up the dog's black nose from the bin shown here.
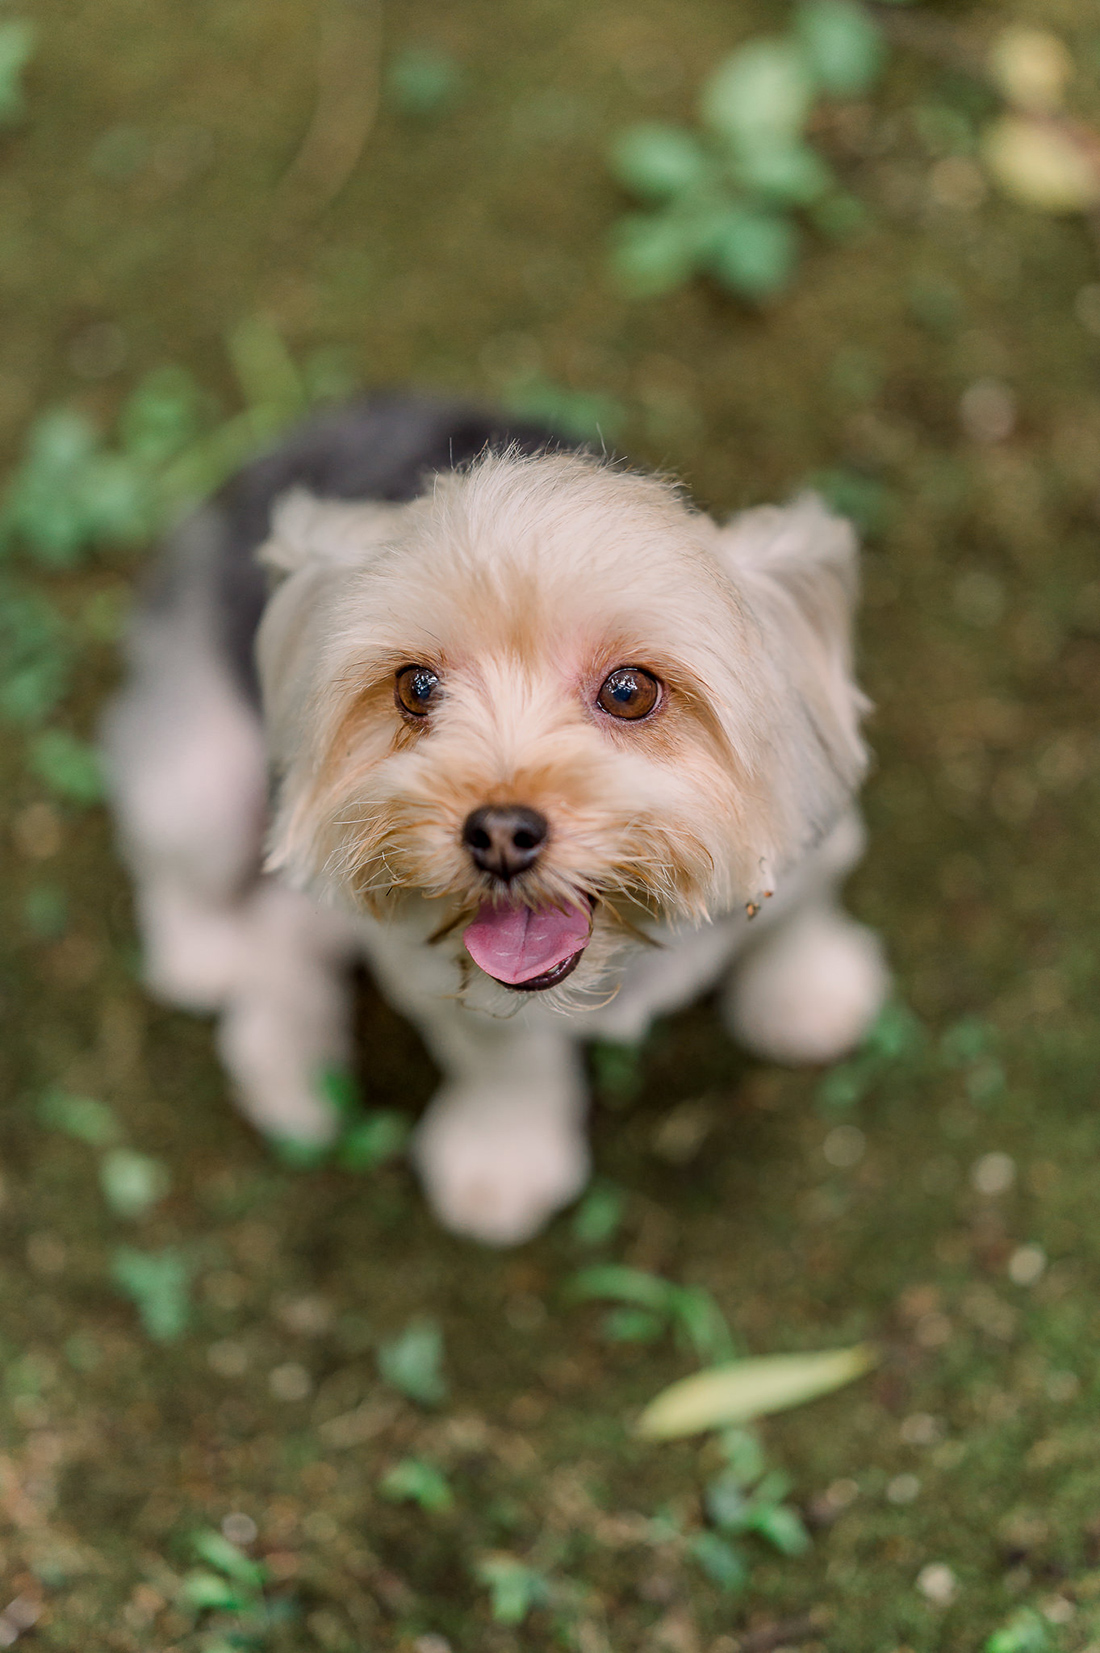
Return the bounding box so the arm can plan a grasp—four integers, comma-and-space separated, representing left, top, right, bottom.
462, 805, 548, 881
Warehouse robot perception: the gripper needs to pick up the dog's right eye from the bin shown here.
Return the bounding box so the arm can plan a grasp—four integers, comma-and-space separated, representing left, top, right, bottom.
395, 665, 440, 718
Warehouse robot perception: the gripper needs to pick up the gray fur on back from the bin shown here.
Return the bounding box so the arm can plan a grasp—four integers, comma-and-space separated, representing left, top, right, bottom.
140, 393, 571, 702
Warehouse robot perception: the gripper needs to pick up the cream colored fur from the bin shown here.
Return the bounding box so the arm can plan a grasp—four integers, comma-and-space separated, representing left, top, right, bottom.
108, 455, 888, 1244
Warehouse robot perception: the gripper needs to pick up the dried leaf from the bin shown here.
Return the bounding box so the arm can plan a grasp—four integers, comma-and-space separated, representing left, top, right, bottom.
988, 26, 1073, 116
636, 1344, 876, 1440
982, 116, 1100, 215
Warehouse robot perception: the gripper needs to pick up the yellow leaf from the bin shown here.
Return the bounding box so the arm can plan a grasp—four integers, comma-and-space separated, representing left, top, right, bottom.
988, 26, 1073, 116
635, 1344, 877, 1441
982, 116, 1100, 214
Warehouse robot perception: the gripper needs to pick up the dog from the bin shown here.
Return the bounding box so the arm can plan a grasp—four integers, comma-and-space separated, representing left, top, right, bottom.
102, 393, 889, 1245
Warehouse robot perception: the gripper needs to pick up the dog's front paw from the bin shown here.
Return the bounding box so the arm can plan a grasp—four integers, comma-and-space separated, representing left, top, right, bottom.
413, 1085, 589, 1246
725, 905, 889, 1067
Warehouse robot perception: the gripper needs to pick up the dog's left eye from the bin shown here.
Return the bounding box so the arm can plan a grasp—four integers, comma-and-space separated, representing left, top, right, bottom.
596, 666, 661, 721
395, 665, 440, 717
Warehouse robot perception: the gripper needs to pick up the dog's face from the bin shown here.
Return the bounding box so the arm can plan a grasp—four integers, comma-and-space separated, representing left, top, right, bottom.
257, 453, 867, 1001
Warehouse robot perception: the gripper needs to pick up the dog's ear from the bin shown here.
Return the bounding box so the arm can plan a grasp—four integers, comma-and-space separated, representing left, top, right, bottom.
254, 492, 400, 775
258, 489, 403, 577
713, 492, 870, 845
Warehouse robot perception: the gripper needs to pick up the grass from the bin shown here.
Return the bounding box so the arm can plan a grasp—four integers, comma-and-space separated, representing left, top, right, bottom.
3, 0, 1100, 1647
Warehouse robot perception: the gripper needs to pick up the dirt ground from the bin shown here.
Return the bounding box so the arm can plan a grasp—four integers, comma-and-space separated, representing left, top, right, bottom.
4, 0, 1100, 1648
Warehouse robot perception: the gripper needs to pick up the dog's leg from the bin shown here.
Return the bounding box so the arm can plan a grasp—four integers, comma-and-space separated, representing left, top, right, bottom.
107, 650, 356, 1141
102, 521, 356, 1144
721, 815, 889, 1066
215, 882, 358, 1146
411, 1016, 588, 1245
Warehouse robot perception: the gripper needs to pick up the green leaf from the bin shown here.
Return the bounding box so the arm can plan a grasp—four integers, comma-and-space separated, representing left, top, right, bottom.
636, 1344, 877, 1440
706, 205, 798, 301
157, 405, 287, 509
266, 1132, 331, 1170
602, 1306, 666, 1343
732, 138, 833, 205
571, 1181, 625, 1246
27, 730, 105, 805
0, 21, 35, 125
99, 1150, 171, 1220
227, 316, 306, 422
23, 883, 68, 940
589, 1039, 645, 1102
609, 211, 698, 298
475, 1554, 551, 1625
377, 1317, 447, 1406
191, 1529, 267, 1590
610, 124, 709, 201
747, 1501, 811, 1556
689, 1531, 749, 1592
748, 1468, 793, 1507
319, 1064, 361, 1119
3, 411, 102, 566
939, 1015, 993, 1067
700, 40, 814, 148
111, 1247, 191, 1342
967, 1058, 1006, 1105
0, 578, 71, 725
815, 1056, 874, 1112
794, 0, 885, 99
569, 1264, 675, 1313
808, 467, 893, 534
379, 1457, 453, 1512
76, 453, 152, 543
670, 1285, 737, 1364
118, 366, 209, 466
705, 1471, 750, 1530
337, 1111, 410, 1171
717, 1426, 767, 1485
985, 1609, 1050, 1653
502, 375, 626, 444
385, 46, 462, 119
178, 1569, 251, 1613
864, 1001, 925, 1062
38, 1088, 123, 1147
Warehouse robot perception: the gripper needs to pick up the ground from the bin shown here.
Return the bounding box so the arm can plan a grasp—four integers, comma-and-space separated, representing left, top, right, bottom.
3, 0, 1100, 1648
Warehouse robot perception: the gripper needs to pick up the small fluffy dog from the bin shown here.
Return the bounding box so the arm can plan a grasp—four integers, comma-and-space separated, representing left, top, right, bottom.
103, 394, 888, 1245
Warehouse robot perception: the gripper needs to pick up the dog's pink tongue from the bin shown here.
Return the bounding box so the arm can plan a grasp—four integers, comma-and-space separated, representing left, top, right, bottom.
463, 901, 592, 986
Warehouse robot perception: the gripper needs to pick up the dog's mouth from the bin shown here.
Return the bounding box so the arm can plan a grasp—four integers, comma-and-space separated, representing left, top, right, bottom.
462, 898, 594, 992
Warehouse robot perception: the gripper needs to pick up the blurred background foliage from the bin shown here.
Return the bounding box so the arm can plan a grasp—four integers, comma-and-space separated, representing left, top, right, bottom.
4, 0, 1100, 1649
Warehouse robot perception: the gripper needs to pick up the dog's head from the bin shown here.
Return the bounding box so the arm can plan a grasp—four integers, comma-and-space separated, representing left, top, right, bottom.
257, 451, 867, 1002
